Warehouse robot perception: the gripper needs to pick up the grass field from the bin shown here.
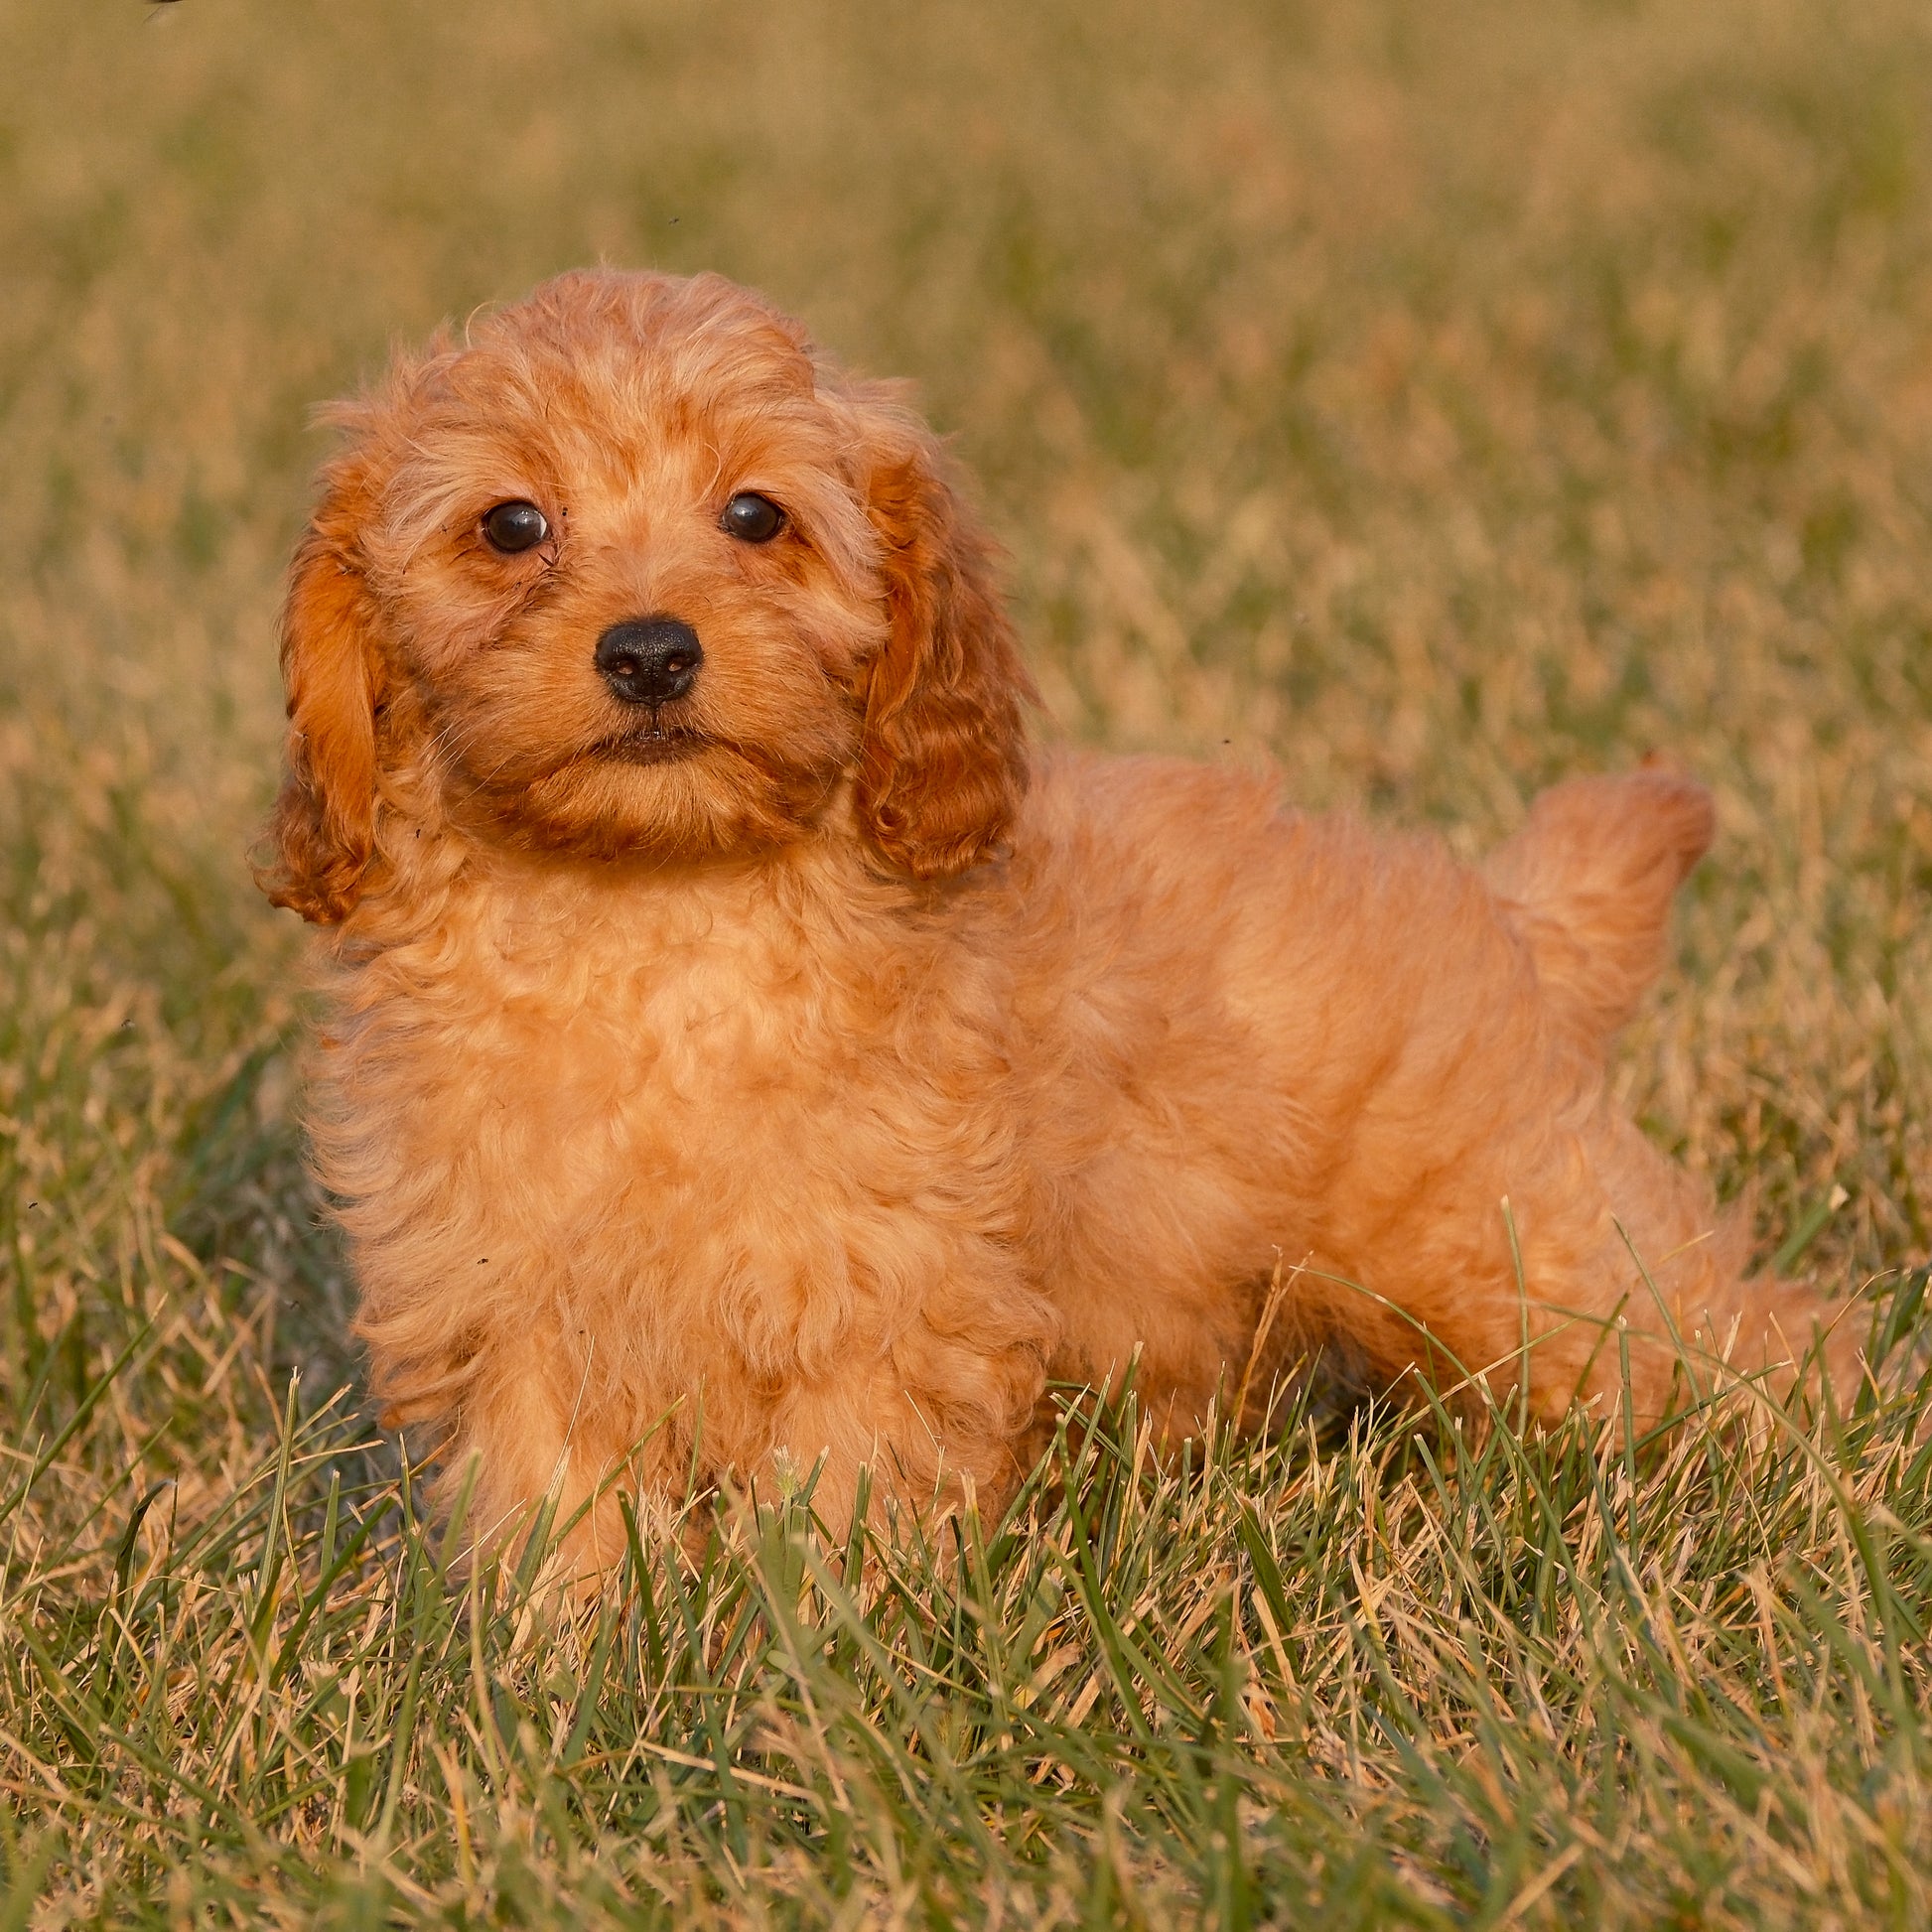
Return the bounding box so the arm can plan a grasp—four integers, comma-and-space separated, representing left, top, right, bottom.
4, 0, 1932, 1922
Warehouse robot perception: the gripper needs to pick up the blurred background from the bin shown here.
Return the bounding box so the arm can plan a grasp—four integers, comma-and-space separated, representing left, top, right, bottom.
2, 0, 1928, 1419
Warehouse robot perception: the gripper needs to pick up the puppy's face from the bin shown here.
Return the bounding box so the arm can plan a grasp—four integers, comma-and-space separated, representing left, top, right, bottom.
261, 272, 1032, 921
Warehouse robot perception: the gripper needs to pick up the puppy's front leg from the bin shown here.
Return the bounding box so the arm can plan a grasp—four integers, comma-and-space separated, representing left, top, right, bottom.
759, 1289, 1054, 1540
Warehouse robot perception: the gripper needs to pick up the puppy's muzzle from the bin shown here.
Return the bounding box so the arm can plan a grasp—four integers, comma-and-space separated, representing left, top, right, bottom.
596, 617, 703, 706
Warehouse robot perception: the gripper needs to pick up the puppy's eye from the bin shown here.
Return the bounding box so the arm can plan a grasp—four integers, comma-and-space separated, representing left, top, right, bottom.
721, 492, 785, 543
482, 500, 549, 553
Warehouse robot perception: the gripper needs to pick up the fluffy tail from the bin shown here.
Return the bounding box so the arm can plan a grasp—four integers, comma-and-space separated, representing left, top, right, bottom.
1485, 767, 1715, 1048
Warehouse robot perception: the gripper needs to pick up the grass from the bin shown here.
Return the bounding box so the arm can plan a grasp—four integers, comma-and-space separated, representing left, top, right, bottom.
3, 0, 1930, 1921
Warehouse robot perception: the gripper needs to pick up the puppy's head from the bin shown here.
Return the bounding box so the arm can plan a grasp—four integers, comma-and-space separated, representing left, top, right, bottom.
259, 270, 1033, 923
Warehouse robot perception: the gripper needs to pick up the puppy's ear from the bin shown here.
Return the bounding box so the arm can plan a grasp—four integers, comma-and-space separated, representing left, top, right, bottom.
853, 406, 1034, 881
256, 451, 387, 925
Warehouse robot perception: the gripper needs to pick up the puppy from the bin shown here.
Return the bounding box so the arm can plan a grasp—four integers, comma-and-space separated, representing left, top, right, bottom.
260, 269, 1859, 1558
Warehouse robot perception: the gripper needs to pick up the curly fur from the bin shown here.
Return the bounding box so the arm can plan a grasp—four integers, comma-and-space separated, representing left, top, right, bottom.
259, 268, 1863, 1561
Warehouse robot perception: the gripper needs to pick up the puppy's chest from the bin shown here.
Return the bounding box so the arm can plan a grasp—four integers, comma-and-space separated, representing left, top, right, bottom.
341, 876, 1002, 1220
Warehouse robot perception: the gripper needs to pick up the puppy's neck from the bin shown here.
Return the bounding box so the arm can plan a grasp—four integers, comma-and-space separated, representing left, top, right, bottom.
344, 779, 917, 958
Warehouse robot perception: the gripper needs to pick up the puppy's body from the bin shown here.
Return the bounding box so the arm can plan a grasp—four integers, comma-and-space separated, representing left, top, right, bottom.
267, 271, 1856, 1555
320, 751, 1814, 1550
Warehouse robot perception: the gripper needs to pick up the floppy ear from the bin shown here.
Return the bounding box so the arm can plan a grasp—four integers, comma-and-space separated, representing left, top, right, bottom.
255, 455, 387, 925
853, 411, 1035, 881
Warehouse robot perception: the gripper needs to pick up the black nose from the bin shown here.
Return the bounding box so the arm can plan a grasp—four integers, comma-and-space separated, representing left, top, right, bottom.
595, 617, 703, 706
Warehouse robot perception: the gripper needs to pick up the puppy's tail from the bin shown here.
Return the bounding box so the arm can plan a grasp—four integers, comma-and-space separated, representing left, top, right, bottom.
1485, 766, 1715, 1048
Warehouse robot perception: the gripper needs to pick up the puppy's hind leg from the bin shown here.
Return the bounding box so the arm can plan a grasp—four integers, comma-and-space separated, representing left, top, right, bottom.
1486, 775, 1870, 1419
1485, 768, 1715, 1050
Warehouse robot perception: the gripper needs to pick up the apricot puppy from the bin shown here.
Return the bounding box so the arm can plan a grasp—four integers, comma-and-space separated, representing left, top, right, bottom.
261, 269, 1856, 1557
